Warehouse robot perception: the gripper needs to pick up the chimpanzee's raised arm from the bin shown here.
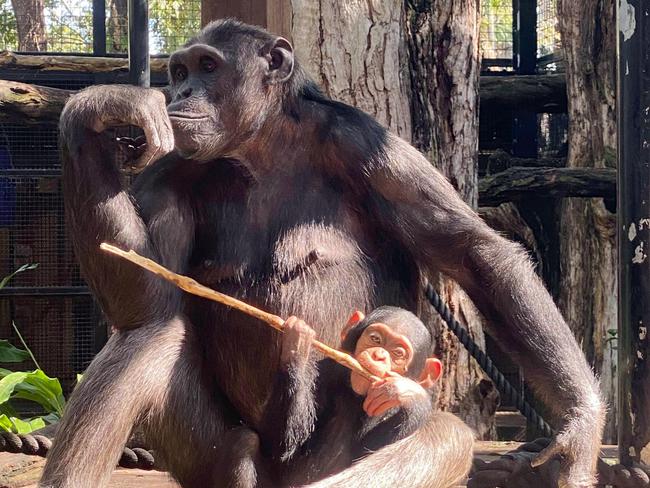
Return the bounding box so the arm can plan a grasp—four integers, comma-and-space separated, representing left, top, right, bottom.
361, 133, 604, 487
60, 85, 187, 329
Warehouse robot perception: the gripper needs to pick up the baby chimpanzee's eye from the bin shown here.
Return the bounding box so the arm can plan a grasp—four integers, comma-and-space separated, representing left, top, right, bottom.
392, 347, 407, 362
368, 332, 382, 345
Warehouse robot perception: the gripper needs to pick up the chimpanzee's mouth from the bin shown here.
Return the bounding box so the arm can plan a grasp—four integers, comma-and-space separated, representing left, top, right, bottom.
168, 112, 209, 120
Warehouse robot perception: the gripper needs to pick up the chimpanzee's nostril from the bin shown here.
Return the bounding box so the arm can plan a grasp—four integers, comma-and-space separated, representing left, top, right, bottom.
181, 87, 192, 98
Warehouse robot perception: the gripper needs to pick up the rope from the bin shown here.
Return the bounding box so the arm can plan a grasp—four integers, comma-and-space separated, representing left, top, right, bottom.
424, 281, 554, 438
0, 430, 157, 470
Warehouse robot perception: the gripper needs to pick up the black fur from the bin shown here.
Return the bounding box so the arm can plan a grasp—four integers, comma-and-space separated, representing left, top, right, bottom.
41, 18, 603, 488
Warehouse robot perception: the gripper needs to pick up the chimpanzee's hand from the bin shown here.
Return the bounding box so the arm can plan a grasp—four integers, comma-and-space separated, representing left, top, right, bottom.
60, 85, 174, 171
280, 316, 315, 366
531, 410, 602, 488
363, 373, 428, 417
468, 438, 561, 488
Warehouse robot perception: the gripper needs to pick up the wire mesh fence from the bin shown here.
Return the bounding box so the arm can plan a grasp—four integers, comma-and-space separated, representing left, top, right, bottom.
0, 122, 100, 390
0, 0, 200, 54
480, 0, 513, 66
537, 0, 562, 69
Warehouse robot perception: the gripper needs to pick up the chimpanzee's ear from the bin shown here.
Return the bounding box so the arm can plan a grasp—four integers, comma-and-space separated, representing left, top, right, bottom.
418, 358, 442, 389
262, 37, 294, 84
340, 310, 365, 342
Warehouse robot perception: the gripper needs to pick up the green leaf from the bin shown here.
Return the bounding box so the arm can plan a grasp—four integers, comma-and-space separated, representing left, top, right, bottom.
0, 414, 13, 432
9, 416, 46, 435
40, 412, 60, 425
0, 368, 13, 378
0, 372, 28, 404
0, 402, 17, 418
0, 340, 31, 363
13, 370, 65, 416
0, 264, 38, 290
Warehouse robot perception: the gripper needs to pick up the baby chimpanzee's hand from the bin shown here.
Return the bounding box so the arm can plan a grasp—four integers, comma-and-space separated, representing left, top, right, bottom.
363, 373, 428, 417
280, 316, 316, 366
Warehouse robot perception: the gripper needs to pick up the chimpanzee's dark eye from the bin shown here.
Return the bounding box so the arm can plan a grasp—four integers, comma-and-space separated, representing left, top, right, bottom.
174, 66, 187, 82
200, 56, 217, 73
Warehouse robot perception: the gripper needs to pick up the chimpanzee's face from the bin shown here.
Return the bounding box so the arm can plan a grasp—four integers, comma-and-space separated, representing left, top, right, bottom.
165, 32, 294, 162
350, 322, 415, 396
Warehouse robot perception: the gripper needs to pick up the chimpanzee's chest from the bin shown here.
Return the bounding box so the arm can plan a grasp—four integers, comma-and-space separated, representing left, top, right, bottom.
190, 164, 377, 315
186, 161, 418, 423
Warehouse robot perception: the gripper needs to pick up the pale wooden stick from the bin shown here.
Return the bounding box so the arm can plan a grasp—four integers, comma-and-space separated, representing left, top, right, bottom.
100, 243, 379, 381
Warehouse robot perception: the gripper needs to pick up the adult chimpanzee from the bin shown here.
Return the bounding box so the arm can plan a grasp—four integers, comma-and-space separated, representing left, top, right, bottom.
237, 307, 470, 487
41, 18, 604, 488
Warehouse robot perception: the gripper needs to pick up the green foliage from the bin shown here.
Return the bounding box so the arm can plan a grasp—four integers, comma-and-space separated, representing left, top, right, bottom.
0, 0, 200, 54
149, 0, 200, 54
0, 265, 66, 435
43, 0, 94, 53
0, 0, 17, 50
0, 340, 31, 363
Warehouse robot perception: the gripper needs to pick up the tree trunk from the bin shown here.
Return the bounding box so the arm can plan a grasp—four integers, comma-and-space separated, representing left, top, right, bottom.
289, 0, 494, 438
405, 0, 492, 439
107, 0, 128, 53
10, 0, 47, 51
290, 0, 412, 137
557, 0, 617, 442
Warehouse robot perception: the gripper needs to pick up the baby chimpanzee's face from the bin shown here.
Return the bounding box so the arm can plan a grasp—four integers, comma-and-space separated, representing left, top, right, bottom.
350, 322, 415, 395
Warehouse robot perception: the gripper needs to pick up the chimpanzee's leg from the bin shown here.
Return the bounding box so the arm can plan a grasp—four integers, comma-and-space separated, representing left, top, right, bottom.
306, 412, 474, 488
39, 317, 231, 488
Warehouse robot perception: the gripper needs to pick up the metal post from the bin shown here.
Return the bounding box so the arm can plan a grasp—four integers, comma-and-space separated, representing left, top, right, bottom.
618, 0, 650, 466
92, 0, 107, 56
128, 0, 150, 87
512, 0, 537, 158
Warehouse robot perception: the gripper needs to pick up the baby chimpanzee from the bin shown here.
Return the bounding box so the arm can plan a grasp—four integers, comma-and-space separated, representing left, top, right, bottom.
222, 306, 469, 488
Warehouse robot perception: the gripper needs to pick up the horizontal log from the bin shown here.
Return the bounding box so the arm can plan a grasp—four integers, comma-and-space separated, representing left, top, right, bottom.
0, 51, 168, 74
0, 53, 565, 112
479, 166, 616, 206
0, 79, 71, 123
483, 149, 565, 174
480, 74, 567, 112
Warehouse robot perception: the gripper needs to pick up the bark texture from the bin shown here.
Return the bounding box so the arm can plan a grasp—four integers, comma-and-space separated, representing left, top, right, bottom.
404, 0, 493, 439
107, 0, 128, 53
290, 0, 412, 137
10, 0, 47, 51
290, 0, 494, 438
557, 0, 617, 442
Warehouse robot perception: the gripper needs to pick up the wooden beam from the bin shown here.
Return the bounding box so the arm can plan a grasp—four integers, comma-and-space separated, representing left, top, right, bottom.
0, 79, 71, 123
481, 74, 567, 112
483, 149, 565, 174
0, 54, 565, 113
0, 51, 168, 75
479, 166, 616, 206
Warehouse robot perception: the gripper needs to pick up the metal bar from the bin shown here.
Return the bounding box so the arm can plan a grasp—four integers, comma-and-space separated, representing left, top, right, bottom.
0, 287, 91, 297
128, 0, 150, 87
618, 0, 650, 467
512, 0, 537, 158
0, 169, 61, 177
513, 0, 536, 74
93, 0, 107, 56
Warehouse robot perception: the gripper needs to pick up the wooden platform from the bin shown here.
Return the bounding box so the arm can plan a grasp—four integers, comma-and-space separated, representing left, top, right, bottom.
0, 442, 619, 488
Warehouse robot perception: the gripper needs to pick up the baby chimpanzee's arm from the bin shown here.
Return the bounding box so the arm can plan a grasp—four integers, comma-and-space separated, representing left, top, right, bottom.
358, 374, 434, 452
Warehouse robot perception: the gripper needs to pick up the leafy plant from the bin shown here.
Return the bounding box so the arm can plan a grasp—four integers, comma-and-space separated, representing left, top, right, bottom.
0, 264, 67, 434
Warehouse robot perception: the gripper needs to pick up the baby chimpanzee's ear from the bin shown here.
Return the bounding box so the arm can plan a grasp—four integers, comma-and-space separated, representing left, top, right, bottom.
418, 358, 443, 389
340, 310, 365, 343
